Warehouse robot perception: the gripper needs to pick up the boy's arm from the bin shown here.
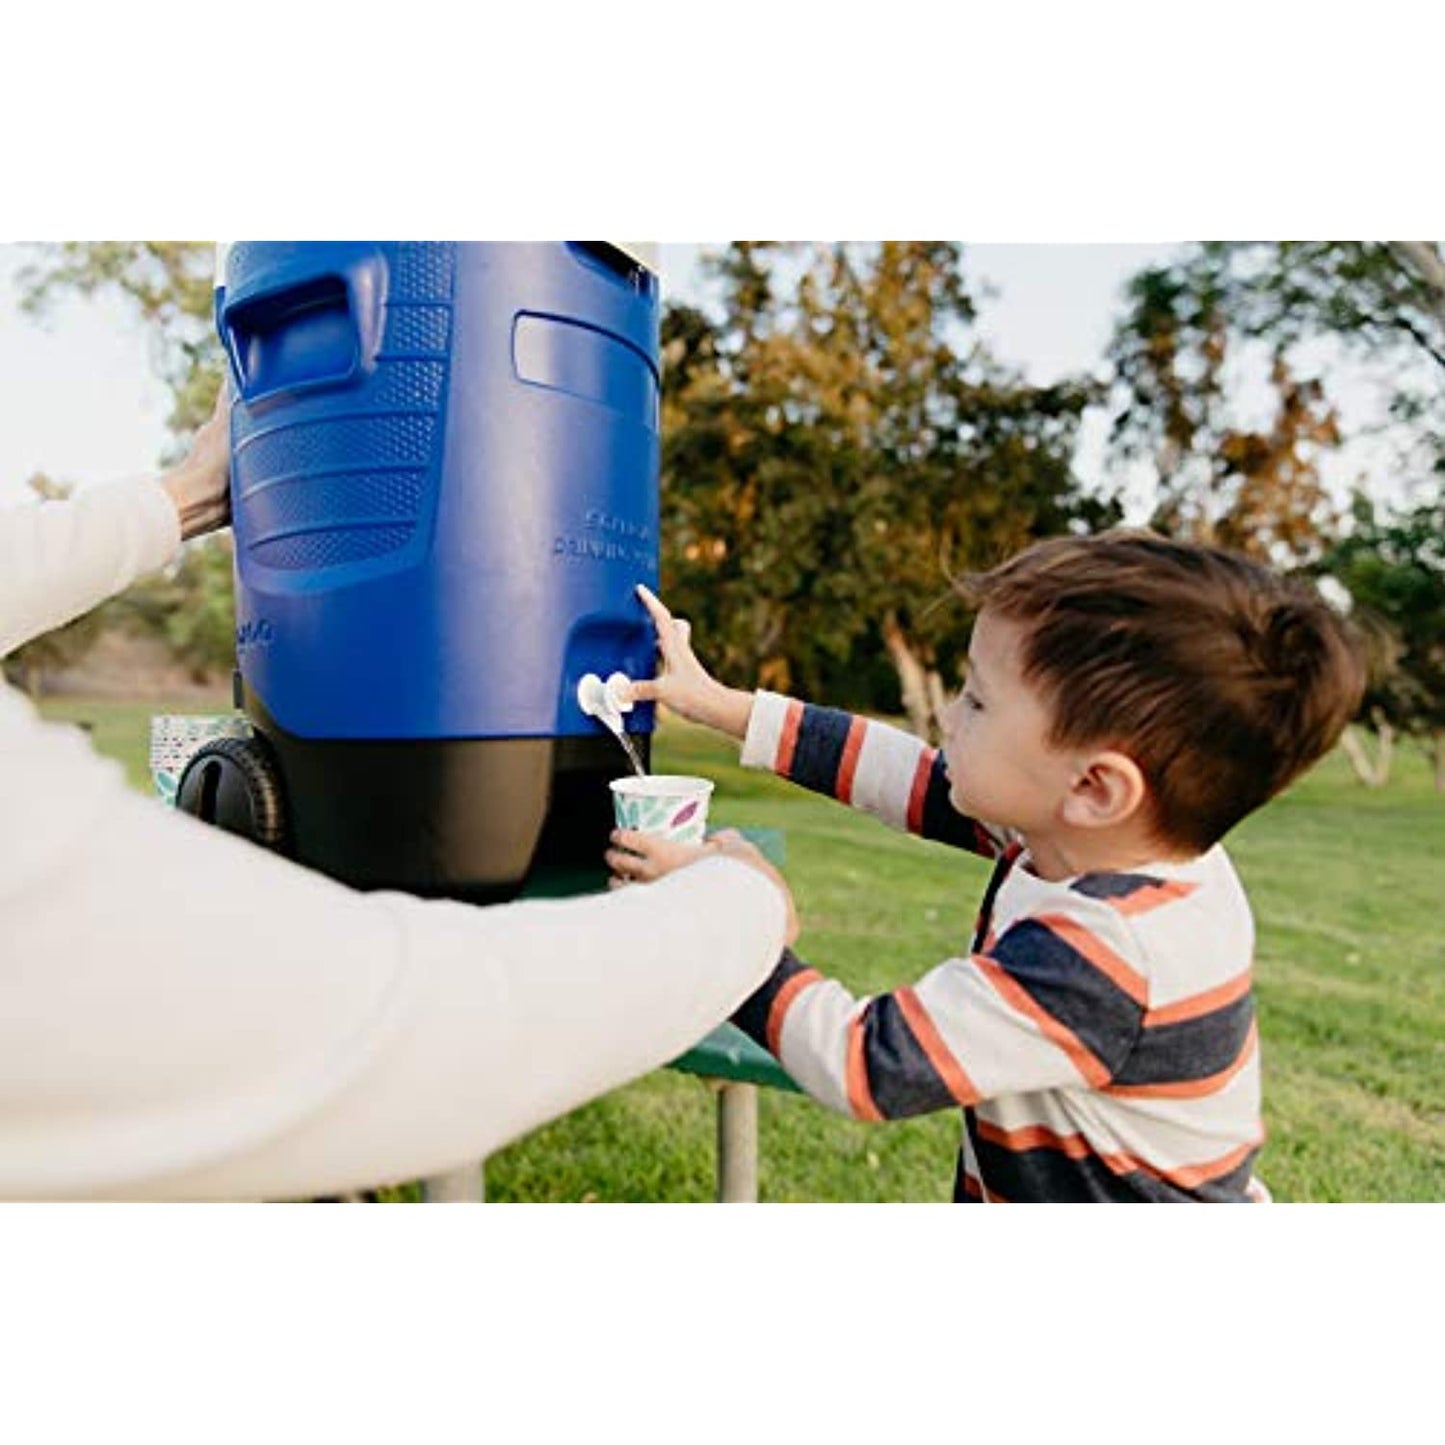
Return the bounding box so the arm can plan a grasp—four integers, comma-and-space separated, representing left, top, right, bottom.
626, 586, 1003, 860
732, 895, 1156, 1121
740, 690, 1008, 861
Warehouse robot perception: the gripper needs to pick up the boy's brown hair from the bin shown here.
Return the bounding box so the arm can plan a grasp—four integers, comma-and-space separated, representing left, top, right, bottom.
959, 530, 1367, 853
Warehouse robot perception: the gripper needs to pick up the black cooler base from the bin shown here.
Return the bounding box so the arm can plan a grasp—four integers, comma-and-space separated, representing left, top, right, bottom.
244, 691, 650, 904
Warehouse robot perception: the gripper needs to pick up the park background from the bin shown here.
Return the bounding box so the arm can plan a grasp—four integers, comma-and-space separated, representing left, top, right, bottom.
3, 239, 1441, 1203
2, 5, 1441, 1437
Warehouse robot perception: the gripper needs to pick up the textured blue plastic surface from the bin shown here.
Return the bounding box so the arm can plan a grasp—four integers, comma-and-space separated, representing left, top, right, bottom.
219, 242, 661, 741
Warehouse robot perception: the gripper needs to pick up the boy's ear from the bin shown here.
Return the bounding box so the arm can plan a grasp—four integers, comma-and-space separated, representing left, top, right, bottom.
1061, 750, 1148, 831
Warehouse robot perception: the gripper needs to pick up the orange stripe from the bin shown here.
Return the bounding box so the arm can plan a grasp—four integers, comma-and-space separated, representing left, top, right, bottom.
895, 988, 980, 1106
765, 967, 824, 1057
905, 747, 937, 833
974, 956, 1112, 1087
1167, 1137, 1264, 1190
976, 1119, 1143, 1177
1106, 1020, 1259, 1099
1144, 968, 1252, 1027
836, 715, 867, 803
976, 1119, 1264, 1192
775, 700, 804, 775
960, 1171, 983, 1200
845, 1016, 885, 1121
1031, 912, 1149, 1006
1107, 879, 1198, 916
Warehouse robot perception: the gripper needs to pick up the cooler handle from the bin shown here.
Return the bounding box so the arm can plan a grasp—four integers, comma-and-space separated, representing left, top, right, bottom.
218, 248, 386, 404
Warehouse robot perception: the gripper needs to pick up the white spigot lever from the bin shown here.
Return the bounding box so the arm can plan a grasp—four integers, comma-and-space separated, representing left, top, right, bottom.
604, 672, 635, 715
578, 672, 636, 727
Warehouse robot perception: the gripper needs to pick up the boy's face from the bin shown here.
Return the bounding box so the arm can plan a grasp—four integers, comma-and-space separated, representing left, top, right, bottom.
939, 609, 1080, 835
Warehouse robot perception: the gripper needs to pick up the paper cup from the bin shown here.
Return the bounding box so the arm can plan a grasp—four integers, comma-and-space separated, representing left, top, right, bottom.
609, 774, 715, 845
149, 713, 252, 806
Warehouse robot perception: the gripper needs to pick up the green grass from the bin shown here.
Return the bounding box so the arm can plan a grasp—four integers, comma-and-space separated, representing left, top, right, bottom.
42, 696, 1445, 1202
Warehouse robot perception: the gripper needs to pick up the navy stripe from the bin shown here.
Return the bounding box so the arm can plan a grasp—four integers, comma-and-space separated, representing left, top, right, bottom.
1071, 872, 1167, 902
971, 848, 1020, 951
919, 753, 994, 854
1188, 1149, 1262, 1202
788, 704, 853, 795
858, 994, 958, 1119
1112, 992, 1256, 1087
989, 919, 1144, 1076
731, 947, 808, 1049
966, 1116, 1259, 1203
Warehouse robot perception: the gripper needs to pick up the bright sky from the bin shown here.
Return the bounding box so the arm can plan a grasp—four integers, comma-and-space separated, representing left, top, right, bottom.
0, 240, 1401, 517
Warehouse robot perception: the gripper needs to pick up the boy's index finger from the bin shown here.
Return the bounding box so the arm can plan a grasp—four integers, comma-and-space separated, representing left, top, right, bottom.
635, 583, 673, 631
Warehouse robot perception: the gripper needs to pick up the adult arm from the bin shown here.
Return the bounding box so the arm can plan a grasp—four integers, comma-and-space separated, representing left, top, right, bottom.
0, 688, 787, 1199
0, 476, 181, 658
0, 385, 228, 658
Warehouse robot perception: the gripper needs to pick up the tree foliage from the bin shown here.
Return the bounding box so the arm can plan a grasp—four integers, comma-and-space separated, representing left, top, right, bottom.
18, 242, 223, 439
13, 242, 236, 683
1317, 493, 1445, 790
662, 242, 1112, 736
1109, 243, 1445, 555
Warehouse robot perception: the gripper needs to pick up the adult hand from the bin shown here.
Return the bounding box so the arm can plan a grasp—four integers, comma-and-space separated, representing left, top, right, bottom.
606, 827, 800, 947
160, 384, 232, 541
623, 585, 754, 739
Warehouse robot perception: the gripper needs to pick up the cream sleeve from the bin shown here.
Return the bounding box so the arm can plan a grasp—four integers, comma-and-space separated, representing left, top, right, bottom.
0, 476, 181, 657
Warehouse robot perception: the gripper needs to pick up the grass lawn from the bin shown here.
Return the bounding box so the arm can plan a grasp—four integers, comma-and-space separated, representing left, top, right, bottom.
40, 695, 1445, 1202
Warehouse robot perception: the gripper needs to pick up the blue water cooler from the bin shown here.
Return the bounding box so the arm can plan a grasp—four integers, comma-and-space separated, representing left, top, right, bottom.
179, 242, 660, 900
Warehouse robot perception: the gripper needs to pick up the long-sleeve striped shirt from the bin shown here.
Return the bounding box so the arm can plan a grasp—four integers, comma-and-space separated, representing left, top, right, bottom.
734, 691, 1266, 1203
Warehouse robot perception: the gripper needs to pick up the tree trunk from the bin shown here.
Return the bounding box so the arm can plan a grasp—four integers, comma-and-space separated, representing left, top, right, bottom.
924, 669, 949, 733
1338, 717, 1394, 786
882, 610, 934, 740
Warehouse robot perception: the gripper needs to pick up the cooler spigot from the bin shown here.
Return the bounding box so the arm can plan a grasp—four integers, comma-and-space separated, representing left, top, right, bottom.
577, 672, 635, 729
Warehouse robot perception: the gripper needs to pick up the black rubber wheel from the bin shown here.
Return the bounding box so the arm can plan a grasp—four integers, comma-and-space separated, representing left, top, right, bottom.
175, 733, 290, 853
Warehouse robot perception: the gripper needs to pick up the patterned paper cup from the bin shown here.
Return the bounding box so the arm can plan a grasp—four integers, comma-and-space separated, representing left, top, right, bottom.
148, 713, 252, 806
609, 775, 715, 845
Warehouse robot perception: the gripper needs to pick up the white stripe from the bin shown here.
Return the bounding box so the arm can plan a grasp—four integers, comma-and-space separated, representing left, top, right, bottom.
848, 719, 932, 831
739, 690, 791, 772
775, 977, 866, 1117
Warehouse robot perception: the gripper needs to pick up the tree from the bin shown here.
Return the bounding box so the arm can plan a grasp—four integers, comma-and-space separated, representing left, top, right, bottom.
1318, 494, 1445, 791
662, 242, 1111, 737
1108, 252, 1345, 565
15, 242, 236, 681
121, 537, 239, 682
18, 242, 223, 438
1108, 242, 1445, 562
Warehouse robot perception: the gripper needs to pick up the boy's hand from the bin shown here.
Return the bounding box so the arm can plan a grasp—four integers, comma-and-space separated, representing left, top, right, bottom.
623, 585, 754, 740
606, 827, 800, 947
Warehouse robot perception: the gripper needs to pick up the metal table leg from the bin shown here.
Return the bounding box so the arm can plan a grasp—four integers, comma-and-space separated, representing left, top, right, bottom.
716, 1081, 758, 1203
421, 1160, 486, 1202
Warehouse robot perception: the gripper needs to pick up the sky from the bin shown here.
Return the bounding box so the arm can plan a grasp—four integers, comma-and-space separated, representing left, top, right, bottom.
0, 241, 1401, 518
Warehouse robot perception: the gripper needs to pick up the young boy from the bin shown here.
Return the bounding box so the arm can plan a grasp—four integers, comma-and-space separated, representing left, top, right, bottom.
608, 531, 1366, 1202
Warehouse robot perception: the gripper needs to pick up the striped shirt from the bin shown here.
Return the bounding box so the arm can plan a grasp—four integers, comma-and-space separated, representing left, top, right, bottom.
733, 691, 1266, 1203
